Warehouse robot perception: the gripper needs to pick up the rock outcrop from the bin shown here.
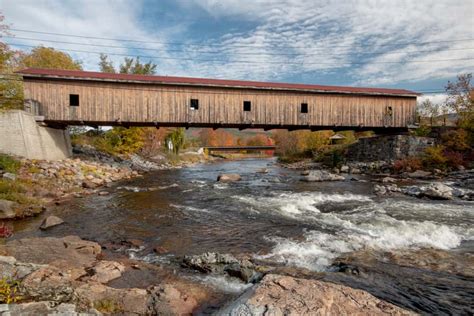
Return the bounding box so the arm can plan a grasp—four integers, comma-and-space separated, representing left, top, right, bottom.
219, 274, 415, 315
302, 170, 345, 182
217, 174, 242, 182
0, 236, 202, 315
403, 183, 454, 200
182, 252, 260, 283
0, 236, 101, 267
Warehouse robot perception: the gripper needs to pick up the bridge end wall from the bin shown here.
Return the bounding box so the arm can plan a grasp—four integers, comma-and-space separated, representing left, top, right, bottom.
0, 110, 72, 160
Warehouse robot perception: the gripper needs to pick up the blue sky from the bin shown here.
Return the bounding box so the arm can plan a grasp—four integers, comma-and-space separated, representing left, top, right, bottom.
1, 0, 473, 104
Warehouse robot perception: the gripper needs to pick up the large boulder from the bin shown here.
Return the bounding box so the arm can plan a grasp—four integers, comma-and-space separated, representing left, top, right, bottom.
302, 170, 345, 182
0, 199, 17, 219
217, 174, 242, 182
39, 215, 64, 230
402, 183, 453, 200
219, 274, 414, 315
422, 183, 453, 200
182, 252, 259, 283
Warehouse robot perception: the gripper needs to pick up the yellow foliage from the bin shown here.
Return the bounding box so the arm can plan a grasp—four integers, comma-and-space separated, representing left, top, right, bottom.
273, 130, 334, 159
423, 145, 448, 167
20, 46, 82, 70
0, 277, 22, 304
94, 127, 145, 155
94, 299, 123, 313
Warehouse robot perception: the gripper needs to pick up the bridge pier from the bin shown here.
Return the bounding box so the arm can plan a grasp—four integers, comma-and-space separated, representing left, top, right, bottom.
0, 110, 72, 160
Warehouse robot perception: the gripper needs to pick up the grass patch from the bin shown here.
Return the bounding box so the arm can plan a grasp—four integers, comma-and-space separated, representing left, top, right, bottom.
0, 179, 36, 204
0, 155, 21, 174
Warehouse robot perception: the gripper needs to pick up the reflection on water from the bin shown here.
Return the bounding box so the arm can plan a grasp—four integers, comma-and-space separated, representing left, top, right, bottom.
12, 158, 474, 314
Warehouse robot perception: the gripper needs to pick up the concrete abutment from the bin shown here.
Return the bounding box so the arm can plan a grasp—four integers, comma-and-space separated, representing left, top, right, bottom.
0, 110, 72, 160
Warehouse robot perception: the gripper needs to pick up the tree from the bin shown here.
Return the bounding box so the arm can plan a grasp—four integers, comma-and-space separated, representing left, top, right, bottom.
165, 128, 185, 154
417, 99, 439, 126
199, 128, 219, 147
20, 46, 82, 70
99, 53, 115, 73
119, 57, 157, 75
445, 74, 473, 129
0, 13, 24, 110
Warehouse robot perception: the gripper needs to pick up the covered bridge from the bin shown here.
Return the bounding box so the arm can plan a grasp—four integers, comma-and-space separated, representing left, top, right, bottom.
18, 68, 418, 131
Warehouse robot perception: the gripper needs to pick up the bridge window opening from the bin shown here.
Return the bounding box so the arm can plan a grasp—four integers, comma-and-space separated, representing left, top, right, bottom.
69, 94, 79, 106
190, 98, 199, 110
243, 101, 251, 112
301, 103, 308, 113
387, 106, 393, 117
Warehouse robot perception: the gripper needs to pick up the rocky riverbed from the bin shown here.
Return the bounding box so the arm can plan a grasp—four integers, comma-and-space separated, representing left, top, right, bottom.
1, 157, 473, 315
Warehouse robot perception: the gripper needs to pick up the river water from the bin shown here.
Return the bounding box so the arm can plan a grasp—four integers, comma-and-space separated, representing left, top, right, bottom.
13, 158, 474, 314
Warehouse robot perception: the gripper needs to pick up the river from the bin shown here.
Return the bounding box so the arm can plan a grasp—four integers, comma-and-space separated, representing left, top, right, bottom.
12, 158, 474, 314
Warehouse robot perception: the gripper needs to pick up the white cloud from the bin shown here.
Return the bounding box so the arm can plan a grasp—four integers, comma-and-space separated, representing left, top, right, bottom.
1, 0, 473, 86
419, 93, 447, 106
182, 0, 474, 83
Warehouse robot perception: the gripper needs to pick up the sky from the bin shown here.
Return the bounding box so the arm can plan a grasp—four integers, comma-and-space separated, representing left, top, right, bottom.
1, 0, 473, 104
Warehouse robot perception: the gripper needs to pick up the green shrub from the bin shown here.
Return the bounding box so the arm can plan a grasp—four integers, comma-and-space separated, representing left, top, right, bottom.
411, 125, 431, 137
165, 128, 186, 154
0, 155, 21, 174
315, 145, 348, 168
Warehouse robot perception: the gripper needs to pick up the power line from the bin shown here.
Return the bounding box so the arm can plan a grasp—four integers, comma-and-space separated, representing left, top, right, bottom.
9, 28, 474, 50
4, 42, 474, 66
4, 35, 474, 58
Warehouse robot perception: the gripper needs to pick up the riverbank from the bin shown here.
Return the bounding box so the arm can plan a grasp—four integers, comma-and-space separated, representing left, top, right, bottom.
0, 145, 209, 221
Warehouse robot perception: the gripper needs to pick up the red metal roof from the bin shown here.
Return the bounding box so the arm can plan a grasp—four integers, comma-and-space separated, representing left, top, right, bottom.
17, 68, 419, 97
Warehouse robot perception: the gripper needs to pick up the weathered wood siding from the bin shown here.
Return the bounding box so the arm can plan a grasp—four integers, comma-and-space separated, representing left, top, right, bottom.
23, 79, 417, 128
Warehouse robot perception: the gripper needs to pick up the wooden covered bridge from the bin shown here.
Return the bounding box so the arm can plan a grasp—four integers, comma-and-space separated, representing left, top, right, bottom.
18, 68, 418, 131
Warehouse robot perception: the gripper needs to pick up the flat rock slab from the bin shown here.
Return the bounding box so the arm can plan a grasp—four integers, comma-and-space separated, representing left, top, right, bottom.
0, 301, 99, 315
0, 236, 101, 268
220, 274, 415, 315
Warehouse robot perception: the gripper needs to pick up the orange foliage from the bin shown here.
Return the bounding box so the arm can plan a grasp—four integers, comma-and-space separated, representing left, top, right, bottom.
393, 157, 423, 172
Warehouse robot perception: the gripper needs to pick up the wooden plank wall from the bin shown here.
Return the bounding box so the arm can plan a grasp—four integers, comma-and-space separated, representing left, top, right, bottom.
23, 79, 417, 127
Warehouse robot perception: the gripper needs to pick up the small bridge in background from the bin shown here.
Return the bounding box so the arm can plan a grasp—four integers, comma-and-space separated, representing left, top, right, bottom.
203, 145, 276, 153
